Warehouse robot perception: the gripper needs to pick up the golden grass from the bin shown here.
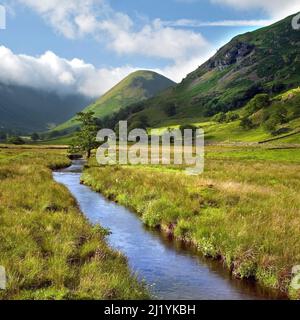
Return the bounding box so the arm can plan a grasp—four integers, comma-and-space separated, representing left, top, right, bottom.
81, 145, 300, 298
0, 148, 148, 300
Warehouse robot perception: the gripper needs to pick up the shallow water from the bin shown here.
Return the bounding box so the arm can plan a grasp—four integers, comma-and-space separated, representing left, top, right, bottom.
53, 160, 284, 300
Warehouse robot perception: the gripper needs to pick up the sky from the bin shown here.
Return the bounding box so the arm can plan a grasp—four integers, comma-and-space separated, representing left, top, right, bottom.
0, 0, 299, 98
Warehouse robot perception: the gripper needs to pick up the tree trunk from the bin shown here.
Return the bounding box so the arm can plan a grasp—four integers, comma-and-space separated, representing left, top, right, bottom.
87, 149, 91, 159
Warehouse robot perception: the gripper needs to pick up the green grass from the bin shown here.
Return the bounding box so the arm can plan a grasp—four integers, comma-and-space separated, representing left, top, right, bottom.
150, 121, 271, 143
81, 145, 300, 298
149, 87, 300, 144
206, 146, 300, 162
0, 147, 148, 300
36, 134, 75, 146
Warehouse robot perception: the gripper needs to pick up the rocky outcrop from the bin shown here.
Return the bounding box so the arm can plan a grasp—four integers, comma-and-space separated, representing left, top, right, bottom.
209, 42, 255, 70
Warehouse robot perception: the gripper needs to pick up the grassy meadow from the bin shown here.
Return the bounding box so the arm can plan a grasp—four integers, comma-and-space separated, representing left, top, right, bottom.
81, 145, 300, 298
0, 147, 148, 300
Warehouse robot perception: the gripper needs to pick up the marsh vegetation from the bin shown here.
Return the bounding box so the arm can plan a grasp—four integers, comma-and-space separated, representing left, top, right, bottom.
81, 145, 300, 298
0, 147, 148, 300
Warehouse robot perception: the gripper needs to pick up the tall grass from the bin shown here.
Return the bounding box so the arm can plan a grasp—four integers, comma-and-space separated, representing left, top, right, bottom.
82, 146, 300, 298
0, 148, 148, 300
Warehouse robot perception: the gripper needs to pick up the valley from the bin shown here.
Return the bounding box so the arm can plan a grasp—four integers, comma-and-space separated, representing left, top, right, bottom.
1, 9, 300, 301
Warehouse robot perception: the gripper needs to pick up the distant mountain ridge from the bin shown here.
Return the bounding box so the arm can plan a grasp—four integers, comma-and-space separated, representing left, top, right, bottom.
54, 70, 175, 132
0, 83, 91, 133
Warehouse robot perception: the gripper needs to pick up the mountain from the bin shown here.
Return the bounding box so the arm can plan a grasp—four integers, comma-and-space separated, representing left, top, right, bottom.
54, 70, 175, 132
120, 13, 300, 135
0, 83, 91, 133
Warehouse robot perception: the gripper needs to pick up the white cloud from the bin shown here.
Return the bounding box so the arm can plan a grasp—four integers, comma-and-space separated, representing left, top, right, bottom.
0, 46, 137, 97
163, 18, 273, 28
13, 0, 211, 64
157, 51, 215, 83
104, 19, 210, 61
0, 44, 214, 97
15, 0, 106, 38
0, 1, 218, 93
211, 0, 300, 20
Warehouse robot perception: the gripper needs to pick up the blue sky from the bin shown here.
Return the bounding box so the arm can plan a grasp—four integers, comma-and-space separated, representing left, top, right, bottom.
0, 0, 299, 97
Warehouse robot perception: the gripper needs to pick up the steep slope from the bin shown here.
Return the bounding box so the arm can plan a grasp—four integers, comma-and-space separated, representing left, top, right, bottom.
0, 83, 91, 133
54, 70, 175, 132
121, 13, 300, 130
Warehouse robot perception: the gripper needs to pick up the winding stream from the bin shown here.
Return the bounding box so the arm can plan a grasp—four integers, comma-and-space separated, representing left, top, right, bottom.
53, 160, 283, 300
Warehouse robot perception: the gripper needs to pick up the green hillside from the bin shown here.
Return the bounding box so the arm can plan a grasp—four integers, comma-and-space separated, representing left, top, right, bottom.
54, 70, 175, 132
148, 88, 300, 144
110, 13, 300, 142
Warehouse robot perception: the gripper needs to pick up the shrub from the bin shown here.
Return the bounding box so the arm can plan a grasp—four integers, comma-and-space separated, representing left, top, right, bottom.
240, 117, 254, 129
263, 116, 279, 134
245, 94, 270, 115
31, 133, 40, 141
263, 107, 289, 134
6, 136, 25, 145
234, 260, 257, 279
272, 127, 291, 135
271, 82, 286, 94
225, 111, 240, 122
293, 108, 300, 119
213, 112, 226, 123
274, 107, 288, 124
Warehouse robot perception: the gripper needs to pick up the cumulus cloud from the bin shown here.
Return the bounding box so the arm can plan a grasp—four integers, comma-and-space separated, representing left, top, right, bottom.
1, 43, 209, 93
11, 0, 211, 64
0, 44, 214, 96
2, 0, 213, 90
0, 46, 137, 97
15, 0, 106, 38
104, 19, 210, 61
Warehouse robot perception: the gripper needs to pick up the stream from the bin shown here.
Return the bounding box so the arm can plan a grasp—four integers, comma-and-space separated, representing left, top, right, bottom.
53, 160, 284, 300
